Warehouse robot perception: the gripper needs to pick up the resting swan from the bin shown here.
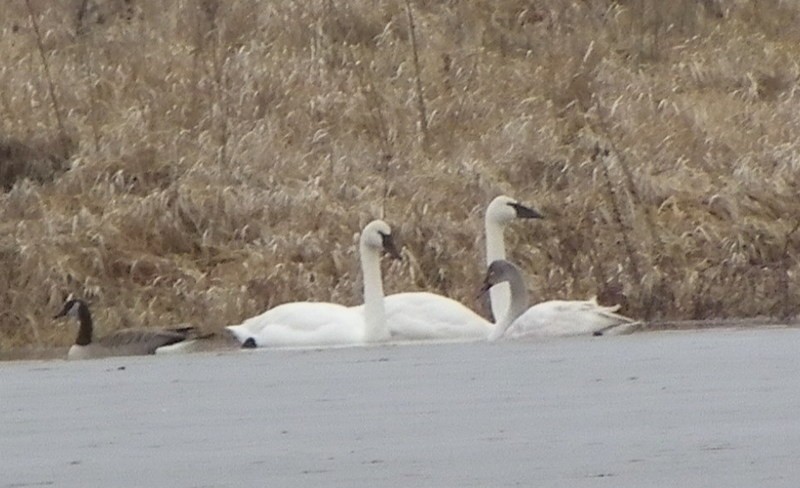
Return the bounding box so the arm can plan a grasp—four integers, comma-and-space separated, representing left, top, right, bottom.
225, 220, 400, 348
481, 259, 635, 340
367, 195, 542, 341
53, 298, 199, 360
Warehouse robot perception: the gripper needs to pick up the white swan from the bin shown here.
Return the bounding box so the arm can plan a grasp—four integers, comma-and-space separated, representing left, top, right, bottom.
366, 195, 542, 341
225, 220, 399, 348
380, 293, 492, 340
481, 259, 635, 340
484, 195, 543, 323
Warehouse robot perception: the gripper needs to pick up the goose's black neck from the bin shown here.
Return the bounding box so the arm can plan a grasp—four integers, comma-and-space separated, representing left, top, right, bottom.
74, 304, 94, 346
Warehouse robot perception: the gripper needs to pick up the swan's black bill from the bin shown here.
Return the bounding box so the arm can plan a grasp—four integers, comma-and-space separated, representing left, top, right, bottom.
381, 232, 402, 260
476, 277, 493, 300
242, 337, 257, 349
509, 202, 543, 219
477, 261, 507, 299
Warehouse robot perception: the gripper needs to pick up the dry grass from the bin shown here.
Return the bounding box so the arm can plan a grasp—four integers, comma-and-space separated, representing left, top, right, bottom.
2, 0, 800, 352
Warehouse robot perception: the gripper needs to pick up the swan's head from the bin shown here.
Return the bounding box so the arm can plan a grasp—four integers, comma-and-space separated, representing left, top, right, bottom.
480, 259, 521, 294
486, 195, 543, 224
361, 220, 401, 260
53, 298, 90, 321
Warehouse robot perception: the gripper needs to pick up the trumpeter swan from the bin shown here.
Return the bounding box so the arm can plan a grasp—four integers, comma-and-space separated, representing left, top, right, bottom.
226, 220, 400, 348
371, 195, 542, 341
484, 195, 543, 323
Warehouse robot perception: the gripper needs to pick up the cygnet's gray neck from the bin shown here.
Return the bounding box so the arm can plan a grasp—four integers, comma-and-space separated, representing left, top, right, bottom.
489, 267, 529, 341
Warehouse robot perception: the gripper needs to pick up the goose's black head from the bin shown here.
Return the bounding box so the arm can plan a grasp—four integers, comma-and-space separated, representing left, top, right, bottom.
53, 298, 90, 321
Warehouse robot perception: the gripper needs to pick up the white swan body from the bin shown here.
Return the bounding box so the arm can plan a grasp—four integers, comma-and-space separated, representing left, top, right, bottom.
485, 195, 543, 324
226, 220, 398, 348
483, 260, 634, 340
502, 298, 632, 338
245, 313, 365, 347
353, 292, 491, 340
226, 303, 360, 343
366, 195, 541, 341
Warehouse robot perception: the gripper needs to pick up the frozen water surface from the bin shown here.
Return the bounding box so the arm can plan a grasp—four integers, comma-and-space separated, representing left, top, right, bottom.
2, 328, 800, 487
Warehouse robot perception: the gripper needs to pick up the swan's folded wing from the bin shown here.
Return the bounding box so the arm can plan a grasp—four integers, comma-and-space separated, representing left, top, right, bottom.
380, 292, 491, 340
252, 320, 363, 348
507, 300, 633, 338
547, 299, 620, 314
234, 302, 355, 335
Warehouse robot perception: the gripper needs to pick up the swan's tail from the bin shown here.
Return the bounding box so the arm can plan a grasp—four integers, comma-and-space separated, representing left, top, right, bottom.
586, 296, 641, 336
598, 308, 635, 324
225, 324, 251, 345
594, 321, 644, 336
587, 296, 635, 323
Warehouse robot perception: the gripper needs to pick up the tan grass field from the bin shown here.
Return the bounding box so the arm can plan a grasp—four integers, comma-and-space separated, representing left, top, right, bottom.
1, 0, 799, 354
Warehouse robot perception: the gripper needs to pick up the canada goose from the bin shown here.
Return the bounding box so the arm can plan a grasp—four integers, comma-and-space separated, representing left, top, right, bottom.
54, 298, 199, 359
358, 195, 543, 341
481, 260, 635, 340
226, 219, 400, 348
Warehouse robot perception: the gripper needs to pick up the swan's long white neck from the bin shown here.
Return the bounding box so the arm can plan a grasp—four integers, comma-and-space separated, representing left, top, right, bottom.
485, 215, 510, 323
360, 243, 389, 343
488, 267, 529, 341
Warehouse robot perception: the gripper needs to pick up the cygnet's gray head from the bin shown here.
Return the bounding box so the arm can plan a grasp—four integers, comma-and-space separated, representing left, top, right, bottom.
480, 259, 521, 293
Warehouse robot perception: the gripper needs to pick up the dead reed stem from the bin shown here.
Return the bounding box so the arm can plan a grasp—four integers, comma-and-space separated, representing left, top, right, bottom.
76, 28, 101, 153
206, 2, 229, 167
347, 50, 394, 218
593, 145, 647, 316
24, 0, 68, 157
404, 0, 429, 151
594, 111, 665, 259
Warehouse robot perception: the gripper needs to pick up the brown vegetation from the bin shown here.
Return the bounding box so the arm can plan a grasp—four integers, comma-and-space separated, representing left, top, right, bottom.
2, 0, 800, 353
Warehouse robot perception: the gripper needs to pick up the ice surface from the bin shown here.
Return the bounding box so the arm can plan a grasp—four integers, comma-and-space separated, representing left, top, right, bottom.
2, 328, 799, 487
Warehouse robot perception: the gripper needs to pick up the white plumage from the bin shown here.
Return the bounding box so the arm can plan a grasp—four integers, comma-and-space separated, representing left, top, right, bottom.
225, 220, 399, 348
482, 260, 635, 340
369, 195, 542, 341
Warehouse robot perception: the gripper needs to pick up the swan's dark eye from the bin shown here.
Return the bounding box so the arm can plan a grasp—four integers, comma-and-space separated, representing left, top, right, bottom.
379, 232, 401, 259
